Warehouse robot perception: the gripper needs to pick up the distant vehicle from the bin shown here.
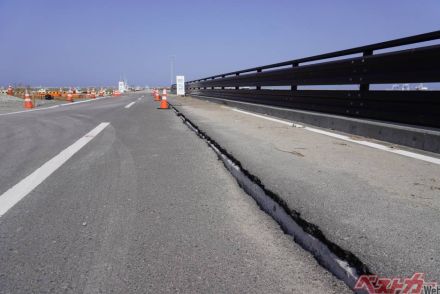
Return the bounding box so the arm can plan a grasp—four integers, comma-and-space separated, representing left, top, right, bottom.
44, 94, 53, 100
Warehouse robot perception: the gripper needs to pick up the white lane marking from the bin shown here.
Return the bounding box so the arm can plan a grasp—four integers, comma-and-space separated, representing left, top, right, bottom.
0, 105, 60, 116
304, 126, 440, 165
125, 102, 136, 109
228, 108, 440, 165
0, 122, 110, 217
59, 96, 110, 107
0, 96, 112, 117
231, 108, 294, 126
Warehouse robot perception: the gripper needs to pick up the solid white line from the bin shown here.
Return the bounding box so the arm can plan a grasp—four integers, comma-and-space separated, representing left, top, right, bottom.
0, 105, 60, 116
0, 96, 112, 117
229, 108, 440, 165
231, 108, 294, 126
303, 126, 440, 165
125, 102, 135, 109
59, 96, 110, 107
0, 122, 110, 217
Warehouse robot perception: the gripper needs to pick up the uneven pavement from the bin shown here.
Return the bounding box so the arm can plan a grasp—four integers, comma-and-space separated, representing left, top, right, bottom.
0, 93, 349, 293
168, 94, 440, 283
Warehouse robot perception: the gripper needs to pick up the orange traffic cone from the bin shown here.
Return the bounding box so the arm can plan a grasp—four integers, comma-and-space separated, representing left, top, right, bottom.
161, 89, 167, 100
66, 88, 74, 102
23, 90, 34, 109
159, 90, 169, 109
154, 90, 160, 101
91, 89, 96, 99
7, 85, 14, 96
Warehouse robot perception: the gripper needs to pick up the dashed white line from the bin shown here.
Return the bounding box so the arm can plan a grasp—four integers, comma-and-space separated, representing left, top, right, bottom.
0, 122, 110, 217
228, 107, 440, 165
125, 102, 136, 109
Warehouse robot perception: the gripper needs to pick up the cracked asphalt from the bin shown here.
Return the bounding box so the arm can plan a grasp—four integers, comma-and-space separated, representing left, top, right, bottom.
168, 94, 440, 282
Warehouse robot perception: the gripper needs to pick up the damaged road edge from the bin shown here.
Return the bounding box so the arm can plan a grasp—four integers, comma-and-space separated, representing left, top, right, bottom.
169, 103, 372, 291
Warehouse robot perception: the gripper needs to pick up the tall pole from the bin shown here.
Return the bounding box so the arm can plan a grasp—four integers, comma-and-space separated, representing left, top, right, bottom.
170, 55, 175, 86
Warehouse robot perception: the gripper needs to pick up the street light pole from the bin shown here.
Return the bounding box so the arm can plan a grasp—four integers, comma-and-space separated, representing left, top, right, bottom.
170, 55, 175, 85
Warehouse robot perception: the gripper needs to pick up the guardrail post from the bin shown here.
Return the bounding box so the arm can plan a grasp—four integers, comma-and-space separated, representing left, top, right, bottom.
221, 75, 225, 90
211, 77, 215, 90
235, 73, 239, 90
359, 50, 373, 91
291, 62, 299, 91
256, 69, 262, 90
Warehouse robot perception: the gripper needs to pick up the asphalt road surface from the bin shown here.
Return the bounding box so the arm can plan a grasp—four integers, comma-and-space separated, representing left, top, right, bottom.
168, 95, 440, 282
0, 93, 349, 293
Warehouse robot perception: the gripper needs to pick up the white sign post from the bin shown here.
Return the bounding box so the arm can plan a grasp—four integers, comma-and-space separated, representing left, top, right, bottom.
118, 81, 125, 93
176, 76, 185, 96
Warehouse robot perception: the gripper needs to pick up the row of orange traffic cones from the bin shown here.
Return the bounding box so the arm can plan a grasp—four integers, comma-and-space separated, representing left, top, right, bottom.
23, 88, 122, 109
151, 88, 169, 109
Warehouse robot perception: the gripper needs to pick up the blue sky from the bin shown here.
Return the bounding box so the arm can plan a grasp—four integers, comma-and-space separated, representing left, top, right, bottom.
0, 0, 439, 87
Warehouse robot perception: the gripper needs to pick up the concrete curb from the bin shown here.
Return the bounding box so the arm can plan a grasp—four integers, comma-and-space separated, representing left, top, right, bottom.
190, 95, 440, 154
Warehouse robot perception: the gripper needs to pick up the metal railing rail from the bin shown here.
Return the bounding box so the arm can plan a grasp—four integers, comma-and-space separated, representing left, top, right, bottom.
185, 31, 440, 128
